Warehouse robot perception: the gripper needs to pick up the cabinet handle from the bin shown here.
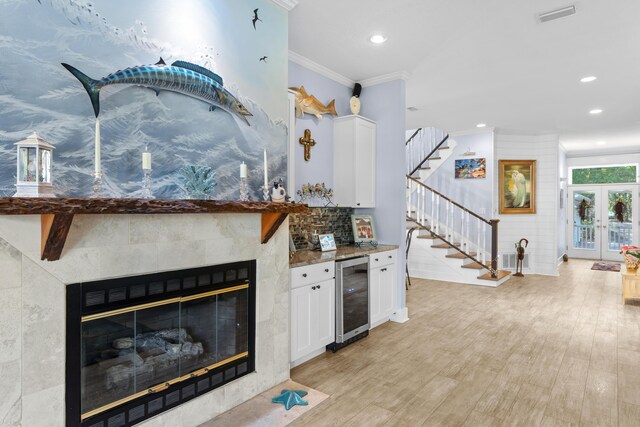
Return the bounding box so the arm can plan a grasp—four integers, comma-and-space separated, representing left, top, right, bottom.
356, 203, 361, 206
317, 285, 321, 289
312, 286, 317, 290
375, 258, 379, 261
388, 255, 392, 259
381, 268, 386, 272
324, 268, 329, 272
302, 273, 307, 278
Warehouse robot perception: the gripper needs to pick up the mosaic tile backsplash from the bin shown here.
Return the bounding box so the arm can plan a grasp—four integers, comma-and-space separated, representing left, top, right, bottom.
289, 207, 355, 250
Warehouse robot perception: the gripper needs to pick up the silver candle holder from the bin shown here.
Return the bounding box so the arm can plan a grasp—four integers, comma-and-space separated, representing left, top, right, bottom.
141, 169, 154, 199
239, 176, 250, 201
92, 172, 104, 198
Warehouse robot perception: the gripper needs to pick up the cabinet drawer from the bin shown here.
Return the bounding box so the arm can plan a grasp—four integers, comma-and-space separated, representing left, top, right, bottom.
369, 250, 396, 269
291, 261, 335, 289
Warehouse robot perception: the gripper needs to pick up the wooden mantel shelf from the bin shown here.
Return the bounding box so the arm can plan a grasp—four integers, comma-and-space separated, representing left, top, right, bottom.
0, 198, 307, 262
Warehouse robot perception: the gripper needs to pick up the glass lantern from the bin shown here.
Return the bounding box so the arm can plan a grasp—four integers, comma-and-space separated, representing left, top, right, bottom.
14, 132, 55, 197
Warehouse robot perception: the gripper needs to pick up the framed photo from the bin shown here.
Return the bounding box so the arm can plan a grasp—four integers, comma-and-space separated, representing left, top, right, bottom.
351, 214, 376, 243
498, 160, 536, 214
319, 233, 337, 252
455, 158, 486, 179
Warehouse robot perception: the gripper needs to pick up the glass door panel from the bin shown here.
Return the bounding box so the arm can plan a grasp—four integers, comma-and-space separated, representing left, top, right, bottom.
603, 188, 635, 261
569, 189, 599, 258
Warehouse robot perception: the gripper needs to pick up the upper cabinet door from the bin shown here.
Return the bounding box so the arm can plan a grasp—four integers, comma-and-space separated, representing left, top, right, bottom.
333, 116, 377, 208
354, 119, 376, 208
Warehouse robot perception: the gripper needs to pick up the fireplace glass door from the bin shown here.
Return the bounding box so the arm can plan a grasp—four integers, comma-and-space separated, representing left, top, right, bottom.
80, 286, 249, 418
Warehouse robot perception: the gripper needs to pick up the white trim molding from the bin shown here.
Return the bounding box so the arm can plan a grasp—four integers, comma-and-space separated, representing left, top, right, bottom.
360, 71, 411, 87
271, 0, 298, 11
288, 50, 355, 87
390, 307, 409, 323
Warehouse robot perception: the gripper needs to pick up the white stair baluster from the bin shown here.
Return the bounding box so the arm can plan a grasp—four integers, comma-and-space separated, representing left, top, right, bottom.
482, 222, 487, 264
430, 190, 435, 234
476, 217, 481, 262
435, 195, 440, 235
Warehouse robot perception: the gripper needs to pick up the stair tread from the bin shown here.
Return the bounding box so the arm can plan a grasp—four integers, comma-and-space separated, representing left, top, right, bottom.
418, 167, 431, 170
478, 270, 512, 281
437, 146, 450, 150
462, 262, 489, 270
429, 157, 442, 161
445, 252, 477, 259
407, 225, 431, 230
417, 234, 445, 239
431, 243, 460, 249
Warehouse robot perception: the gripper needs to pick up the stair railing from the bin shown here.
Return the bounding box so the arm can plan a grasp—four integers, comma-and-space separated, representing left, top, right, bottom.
406, 175, 499, 278
405, 128, 450, 177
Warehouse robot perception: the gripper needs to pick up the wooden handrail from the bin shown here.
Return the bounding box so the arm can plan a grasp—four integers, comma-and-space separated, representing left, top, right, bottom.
409, 134, 449, 176
407, 175, 492, 225
405, 128, 422, 146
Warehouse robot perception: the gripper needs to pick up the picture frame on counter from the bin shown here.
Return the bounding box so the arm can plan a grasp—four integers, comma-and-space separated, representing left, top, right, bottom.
319, 233, 337, 252
351, 214, 376, 244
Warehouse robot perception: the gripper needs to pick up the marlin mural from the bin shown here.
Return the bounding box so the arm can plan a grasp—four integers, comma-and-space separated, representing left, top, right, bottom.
61, 58, 253, 125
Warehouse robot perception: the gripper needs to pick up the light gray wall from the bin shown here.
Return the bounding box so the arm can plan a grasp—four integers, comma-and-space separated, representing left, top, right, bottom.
358, 79, 407, 310
287, 61, 352, 191
558, 147, 568, 260
428, 131, 494, 218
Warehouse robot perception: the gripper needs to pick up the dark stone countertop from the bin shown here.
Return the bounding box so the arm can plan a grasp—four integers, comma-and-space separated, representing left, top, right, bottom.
289, 244, 399, 268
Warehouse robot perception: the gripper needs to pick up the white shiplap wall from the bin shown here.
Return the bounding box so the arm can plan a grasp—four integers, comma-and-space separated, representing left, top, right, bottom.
494, 131, 560, 276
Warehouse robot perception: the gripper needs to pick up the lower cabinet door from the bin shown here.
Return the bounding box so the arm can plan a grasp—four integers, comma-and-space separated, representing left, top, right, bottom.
291, 285, 314, 362
315, 279, 335, 347
379, 263, 396, 319
369, 266, 382, 325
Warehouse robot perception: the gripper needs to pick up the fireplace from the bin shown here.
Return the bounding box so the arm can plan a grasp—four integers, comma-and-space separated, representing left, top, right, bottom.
66, 261, 256, 427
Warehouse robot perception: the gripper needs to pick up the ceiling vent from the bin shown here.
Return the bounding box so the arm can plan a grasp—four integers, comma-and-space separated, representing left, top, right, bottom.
538, 5, 576, 23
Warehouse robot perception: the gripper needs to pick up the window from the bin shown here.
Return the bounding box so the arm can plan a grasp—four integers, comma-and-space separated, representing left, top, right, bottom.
570, 165, 638, 184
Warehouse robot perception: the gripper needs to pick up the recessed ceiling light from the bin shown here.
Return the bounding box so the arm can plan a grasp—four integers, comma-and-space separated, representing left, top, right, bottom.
589, 109, 603, 115
476, 123, 486, 128
369, 34, 387, 44
596, 140, 607, 145
580, 76, 597, 83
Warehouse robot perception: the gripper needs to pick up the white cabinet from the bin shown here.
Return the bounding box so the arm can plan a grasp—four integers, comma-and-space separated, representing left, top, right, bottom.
369, 250, 398, 327
290, 263, 335, 364
333, 115, 377, 208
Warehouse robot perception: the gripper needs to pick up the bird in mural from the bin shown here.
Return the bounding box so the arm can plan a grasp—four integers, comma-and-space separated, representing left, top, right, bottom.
252, 8, 262, 29
259, 56, 268, 63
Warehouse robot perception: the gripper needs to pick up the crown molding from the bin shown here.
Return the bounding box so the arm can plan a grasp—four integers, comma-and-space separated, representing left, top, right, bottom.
271, 0, 298, 11
360, 71, 410, 87
288, 50, 355, 87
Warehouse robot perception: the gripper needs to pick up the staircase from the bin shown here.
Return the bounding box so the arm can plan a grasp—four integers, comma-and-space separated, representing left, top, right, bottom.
405, 128, 511, 287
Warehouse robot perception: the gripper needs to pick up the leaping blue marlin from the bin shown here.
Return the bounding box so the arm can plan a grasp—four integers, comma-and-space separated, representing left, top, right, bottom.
61, 58, 253, 125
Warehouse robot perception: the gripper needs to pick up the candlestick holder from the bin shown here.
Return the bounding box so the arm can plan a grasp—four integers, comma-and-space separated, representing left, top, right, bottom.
141, 169, 154, 199
261, 185, 270, 202
239, 177, 250, 201
92, 172, 104, 198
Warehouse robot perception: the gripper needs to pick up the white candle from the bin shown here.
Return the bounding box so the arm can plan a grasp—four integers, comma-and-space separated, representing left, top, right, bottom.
142, 147, 151, 170
240, 161, 247, 178
94, 118, 101, 175
263, 149, 268, 187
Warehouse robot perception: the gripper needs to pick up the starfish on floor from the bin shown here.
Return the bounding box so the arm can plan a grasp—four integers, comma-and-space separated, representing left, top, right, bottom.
271, 389, 309, 410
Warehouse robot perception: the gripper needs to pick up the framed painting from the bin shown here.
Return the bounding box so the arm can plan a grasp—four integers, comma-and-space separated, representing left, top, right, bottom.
455, 158, 486, 179
498, 160, 536, 214
351, 214, 376, 243
319, 233, 337, 252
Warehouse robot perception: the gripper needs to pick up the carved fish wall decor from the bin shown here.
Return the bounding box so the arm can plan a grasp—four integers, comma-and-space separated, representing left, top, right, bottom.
289, 86, 337, 120
62, 58, 253, 125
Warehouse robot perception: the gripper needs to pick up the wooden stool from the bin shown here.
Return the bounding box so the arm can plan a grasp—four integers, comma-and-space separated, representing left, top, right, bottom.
621, 266, 640, 304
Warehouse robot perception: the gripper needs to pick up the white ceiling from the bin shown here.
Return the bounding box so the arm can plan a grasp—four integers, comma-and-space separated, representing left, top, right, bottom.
289, 0, 640, 155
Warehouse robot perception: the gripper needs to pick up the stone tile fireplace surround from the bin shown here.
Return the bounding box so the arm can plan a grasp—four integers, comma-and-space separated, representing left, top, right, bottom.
0, 213, 290, 426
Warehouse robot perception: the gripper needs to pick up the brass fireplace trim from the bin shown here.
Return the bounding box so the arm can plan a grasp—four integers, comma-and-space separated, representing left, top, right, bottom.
80, 351, 250, 421
81, 283, 250, 322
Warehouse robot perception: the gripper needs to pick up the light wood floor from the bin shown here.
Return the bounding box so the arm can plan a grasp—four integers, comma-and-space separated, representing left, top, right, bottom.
291, 259, 640, 426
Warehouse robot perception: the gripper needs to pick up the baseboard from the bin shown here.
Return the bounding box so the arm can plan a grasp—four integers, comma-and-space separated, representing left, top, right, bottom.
290, 347, 327, 369
390, 307, 409, 323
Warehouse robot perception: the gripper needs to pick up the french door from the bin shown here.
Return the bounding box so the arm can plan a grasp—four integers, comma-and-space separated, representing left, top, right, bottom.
568, 185, 638, 261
